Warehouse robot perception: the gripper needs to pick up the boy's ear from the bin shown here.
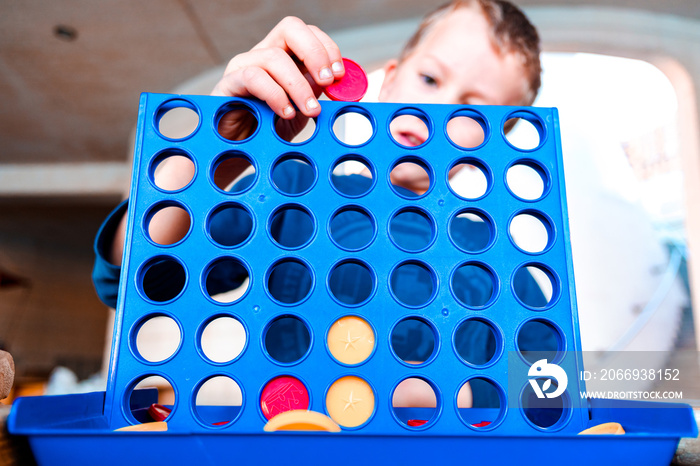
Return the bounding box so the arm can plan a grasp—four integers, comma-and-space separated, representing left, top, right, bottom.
378, 59, 399, 101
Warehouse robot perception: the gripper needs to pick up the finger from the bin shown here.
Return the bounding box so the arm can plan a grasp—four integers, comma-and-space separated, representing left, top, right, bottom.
308, 25, 344, 78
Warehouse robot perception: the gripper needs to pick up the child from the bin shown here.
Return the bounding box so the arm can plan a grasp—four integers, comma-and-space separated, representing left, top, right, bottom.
93, 0, 549, 410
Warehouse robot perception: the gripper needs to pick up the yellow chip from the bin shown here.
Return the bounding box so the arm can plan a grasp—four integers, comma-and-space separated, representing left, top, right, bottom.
115, 421, 168, 432
263, 409, 341, 432
578, 422, 625, 435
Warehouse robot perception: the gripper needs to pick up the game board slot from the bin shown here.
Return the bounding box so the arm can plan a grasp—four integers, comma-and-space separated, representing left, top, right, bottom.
391, 376, 441, 430
445, 108, 488, 149
268, 203, 316, 249
154, 98, 200, 140
198, 314, 247, 364
202, 256, 251, 304
326, 315, 376, 366
508, 209, 555, 254
207, 202, 254, 248
389, 156, 434, 198
456, 376, 506, 430
453, 317, 502, 367
150, 148, 195, 191
131, 313, 182, 364
137, 255, 187, 303
503, 110, 546, 151
214, 100, 260, 142
327, 259, 376, 306
505, 159, 550, 201
273, 114, 317, 144
447, 157, 491, 200
125, 374, 176, 425
265, 257, 314, 306
450, 261, 498, 309
263, 314, 312, 365
388, 107, 432, 148
328, 205, 376, 251
193, 374, 243, 428
331, 105, 374, 146
388, 206, 436, 253
448, 208, 495, 253
512, 262, 560, 309
519, 377, 573, 432
325, 375, 376, 429
144, 201, 192, 247
390, 316, 439, 366
516, 318, 566, 365
330, 154, 376, 198
211, 150, 257, 194
260, 375, 310, 421
271, 153, 317, 196
389, 260, 437, 308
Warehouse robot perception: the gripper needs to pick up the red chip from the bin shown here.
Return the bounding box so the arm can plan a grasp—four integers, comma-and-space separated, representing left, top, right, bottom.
325, 58, 368, 102
260, 376, 310, 420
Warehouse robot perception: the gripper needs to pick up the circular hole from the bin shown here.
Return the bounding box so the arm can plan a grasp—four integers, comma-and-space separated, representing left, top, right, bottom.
326, 376, 375, 428
454, 318, 500, 367
451, 262, 497, 308
446, 111, 487, 149
449, 209, 494, 253
215, 101, 258, 141
331, 156, 375, 197
448, 160, 489, 199
509, 211, 553, 254
260, 375, 310, 420
327, 316, 375, 365
264, 315, 311, 364
513, 264, 558, 309
208, 203, 254, 248
194, 375, 243, 427
457, 377, 505, 428
329, 206, 376, 251
269, 204, 315, 249
328, 260, 375, 306
155, 99, 200, 140
151, 150, 195, 191
145, 203, 191, 246
204, 257, 250, 304
133, 315, 181, 363
390, 261, 436, 308
506, 161, 548, 201
521, 380, 569, 430
504, 113, 544, 151
140, 256, 186, 303
266, 258, 313, 305
391, 377, 439, 428
212, 151, 256, 193
200, 316, 247, 363
128, 375, 175, 424
389, 111, 430, 147
390, 157, 432, 198
332, 109, 373, 146
517, 319, 565, 365
271, 154, 317, 196
389, 207, 436, 253
391, 317, 437, 365
274, 115, 316, 143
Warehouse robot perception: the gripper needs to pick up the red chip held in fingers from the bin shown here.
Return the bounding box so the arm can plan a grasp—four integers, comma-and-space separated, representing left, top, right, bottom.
324, 58, 368, 102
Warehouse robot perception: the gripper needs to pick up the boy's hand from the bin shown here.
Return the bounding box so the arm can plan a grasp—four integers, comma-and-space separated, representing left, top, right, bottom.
212, 16, 345, 140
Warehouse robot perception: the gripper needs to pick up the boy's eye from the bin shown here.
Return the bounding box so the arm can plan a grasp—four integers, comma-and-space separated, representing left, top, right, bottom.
420, 74, 437, 87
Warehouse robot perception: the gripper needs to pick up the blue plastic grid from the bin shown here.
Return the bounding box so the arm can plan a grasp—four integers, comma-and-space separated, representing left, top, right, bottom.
104, 92, 587, 435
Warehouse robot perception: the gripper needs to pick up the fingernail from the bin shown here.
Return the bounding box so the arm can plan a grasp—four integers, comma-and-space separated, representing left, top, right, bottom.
282, 105, 294, 117
319, 67, 332, 80
306, 98, 319, 111
332, 61, 344, 74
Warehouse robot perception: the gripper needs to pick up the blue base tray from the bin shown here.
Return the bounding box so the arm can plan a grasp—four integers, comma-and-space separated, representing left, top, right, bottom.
9, 392, 697, 465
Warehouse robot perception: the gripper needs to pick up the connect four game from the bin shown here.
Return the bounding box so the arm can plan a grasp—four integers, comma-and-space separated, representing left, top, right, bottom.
8, 92, 697, 465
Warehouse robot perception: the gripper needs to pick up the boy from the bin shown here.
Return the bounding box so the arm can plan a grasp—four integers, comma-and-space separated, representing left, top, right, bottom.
93, 0, 549, 409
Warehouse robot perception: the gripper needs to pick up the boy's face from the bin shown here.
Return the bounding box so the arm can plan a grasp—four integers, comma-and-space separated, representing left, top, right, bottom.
379, 6, 530, 150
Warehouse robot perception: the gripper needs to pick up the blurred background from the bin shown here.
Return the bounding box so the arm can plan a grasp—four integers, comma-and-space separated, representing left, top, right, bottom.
1, 0, 699, 400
